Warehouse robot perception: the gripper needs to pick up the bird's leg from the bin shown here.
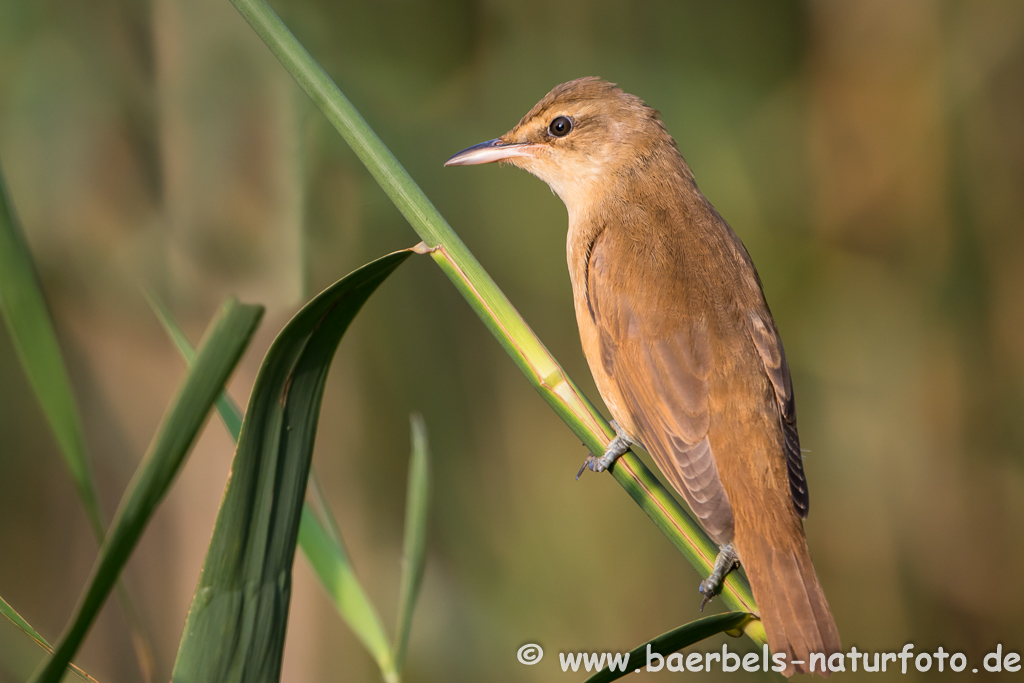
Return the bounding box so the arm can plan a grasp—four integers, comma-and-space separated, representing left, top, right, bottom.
577, 420, 639, 479
698, 544, 740, 611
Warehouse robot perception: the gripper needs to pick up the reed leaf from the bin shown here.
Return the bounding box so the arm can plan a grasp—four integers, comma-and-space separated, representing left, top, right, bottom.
583, 612, 754, 683
171, 248, 415, 683
148, 291, 397, 680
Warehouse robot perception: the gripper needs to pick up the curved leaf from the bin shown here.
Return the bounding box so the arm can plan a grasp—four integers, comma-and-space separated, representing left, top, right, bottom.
583, 612, 753, 683
149, 294, 398, 679
171, 248, 416, 683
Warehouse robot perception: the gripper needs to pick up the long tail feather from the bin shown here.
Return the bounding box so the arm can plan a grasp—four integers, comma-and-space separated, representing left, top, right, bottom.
737, 532, 840, 677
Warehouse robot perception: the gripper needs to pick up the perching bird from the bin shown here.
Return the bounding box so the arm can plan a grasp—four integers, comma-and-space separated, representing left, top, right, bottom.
446, 78, 840, 676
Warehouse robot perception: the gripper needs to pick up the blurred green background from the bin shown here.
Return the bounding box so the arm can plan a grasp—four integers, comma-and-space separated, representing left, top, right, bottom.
2, 0, 1024, 680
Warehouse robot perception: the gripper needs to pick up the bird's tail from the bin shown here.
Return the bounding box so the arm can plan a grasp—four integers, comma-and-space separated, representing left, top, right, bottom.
736, 531, 841, 677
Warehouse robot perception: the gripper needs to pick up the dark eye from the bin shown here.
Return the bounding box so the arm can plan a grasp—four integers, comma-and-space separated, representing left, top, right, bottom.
548, 116, 573, 137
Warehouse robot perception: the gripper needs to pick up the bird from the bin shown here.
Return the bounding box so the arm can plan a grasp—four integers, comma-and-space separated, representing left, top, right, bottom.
445, 77, 840, 676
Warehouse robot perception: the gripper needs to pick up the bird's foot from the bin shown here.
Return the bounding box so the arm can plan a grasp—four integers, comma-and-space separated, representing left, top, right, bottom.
699, 544, 740, 611
576, 421, 637, 479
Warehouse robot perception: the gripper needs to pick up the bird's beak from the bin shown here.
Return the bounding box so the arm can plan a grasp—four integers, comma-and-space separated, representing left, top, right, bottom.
444, 138, 540, 167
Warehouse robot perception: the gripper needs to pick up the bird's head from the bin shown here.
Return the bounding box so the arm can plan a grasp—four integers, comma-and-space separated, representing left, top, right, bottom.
446, 78, 676, 217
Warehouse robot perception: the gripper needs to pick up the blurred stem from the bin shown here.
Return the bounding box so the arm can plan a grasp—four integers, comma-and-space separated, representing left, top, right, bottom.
227, 0, 761, 637
0, 164, 156, 681
0, 164, 103, 539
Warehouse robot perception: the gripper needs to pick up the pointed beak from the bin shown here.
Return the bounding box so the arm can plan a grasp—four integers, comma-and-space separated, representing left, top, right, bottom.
444, 138, 540, 167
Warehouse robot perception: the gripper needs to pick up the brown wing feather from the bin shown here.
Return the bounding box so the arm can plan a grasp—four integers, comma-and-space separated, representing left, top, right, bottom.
587, 231, 735, 544
748, 311, 808, 518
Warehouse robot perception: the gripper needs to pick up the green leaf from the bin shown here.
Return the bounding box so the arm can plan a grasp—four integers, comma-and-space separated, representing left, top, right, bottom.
147, 292, 396, 679
0, 594, 99, 683
146, 290, 245, 441
583, 612, 754, 683
171, 248, 415, 683
392, 414, 430, 672
298, 507, 395, 677
32, 298, 264, 683
306, 469, 348, 556
0, 163, 103, 540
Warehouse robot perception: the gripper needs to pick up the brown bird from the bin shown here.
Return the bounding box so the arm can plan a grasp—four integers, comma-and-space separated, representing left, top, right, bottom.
446, 78, 839, 676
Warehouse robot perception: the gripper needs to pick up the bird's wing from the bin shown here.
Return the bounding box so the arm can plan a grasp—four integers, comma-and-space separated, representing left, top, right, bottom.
747, 310, 808, 518
586, 231, 734, 543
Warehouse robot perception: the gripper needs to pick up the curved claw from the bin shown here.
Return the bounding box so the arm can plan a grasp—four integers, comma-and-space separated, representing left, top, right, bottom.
698, 579, 716, 612
576, 455, 594, 480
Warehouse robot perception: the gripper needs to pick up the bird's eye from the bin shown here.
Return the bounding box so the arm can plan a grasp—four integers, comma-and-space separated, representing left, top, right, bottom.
548, 116, 573, 137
